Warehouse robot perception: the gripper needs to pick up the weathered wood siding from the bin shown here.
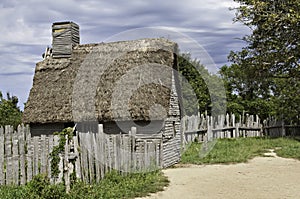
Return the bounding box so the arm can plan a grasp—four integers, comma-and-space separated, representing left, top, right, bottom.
52, 21, 79, 58
162, 70, 181, 167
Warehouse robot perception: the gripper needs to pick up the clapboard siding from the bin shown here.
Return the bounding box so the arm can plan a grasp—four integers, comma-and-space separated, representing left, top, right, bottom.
162, 70, 181, 167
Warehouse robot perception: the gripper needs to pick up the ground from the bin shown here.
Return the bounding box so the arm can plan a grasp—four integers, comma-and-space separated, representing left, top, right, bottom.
137, 150, 300, 199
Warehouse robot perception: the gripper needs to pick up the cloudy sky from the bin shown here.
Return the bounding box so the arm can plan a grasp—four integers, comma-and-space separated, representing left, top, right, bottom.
0, 0, 249, 109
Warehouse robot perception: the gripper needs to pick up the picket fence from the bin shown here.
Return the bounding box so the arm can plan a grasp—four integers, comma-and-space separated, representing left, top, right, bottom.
0, 124, 162, 188
182, 113, 262, 143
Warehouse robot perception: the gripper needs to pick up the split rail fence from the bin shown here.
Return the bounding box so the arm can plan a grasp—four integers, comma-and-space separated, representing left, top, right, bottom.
0, 124, 162, 187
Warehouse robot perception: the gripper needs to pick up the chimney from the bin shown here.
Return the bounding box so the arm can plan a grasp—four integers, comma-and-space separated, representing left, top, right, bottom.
52, 21, 79, 58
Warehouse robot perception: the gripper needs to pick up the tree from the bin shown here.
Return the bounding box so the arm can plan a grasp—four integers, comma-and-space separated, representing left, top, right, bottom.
223, 0, 300, 122
178, 54, 225, 115
0, 91, 22, 127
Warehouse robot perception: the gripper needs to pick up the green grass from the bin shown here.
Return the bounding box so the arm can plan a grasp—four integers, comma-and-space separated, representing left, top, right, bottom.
0, 170, 169, 199
181, 137, 300, 164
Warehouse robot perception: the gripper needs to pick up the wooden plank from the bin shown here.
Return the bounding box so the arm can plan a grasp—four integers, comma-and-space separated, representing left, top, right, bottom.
79, 132, 88, 183
73, 135, 81, 180
131, 127, 137, 172
97, 124, 105, 179
5, 126, 13, 184
88, 132, 95, 182
124, 135, 130, 173
88, 132, 95, 183
155, 141, 160, 168
18, 125, 26, 185
145, 141, 149, 170
12, 132, 19, 185
0, 126, 4, 185
121, 135, 125, 173
33, 136, 40, 176
112, 135, 117, 171
64, 135, 70, 193
48, 135, 54, 181
26, 130, 33, 182
51, 135, 60, 183
93, 131, 101, 182
106, 135, 112, 173
40, 135, 47, 174
57, 145, 64, 183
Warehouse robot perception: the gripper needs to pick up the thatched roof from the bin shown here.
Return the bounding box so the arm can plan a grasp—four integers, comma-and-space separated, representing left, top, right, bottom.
23, 38, 178, 124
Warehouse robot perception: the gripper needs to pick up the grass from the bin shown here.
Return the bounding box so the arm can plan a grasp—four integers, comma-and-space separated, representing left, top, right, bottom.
0, 170, 169, 199
181, 137, 300, 164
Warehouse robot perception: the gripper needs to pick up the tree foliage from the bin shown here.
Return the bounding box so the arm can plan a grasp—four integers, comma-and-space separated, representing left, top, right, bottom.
0, 91, 22, 127
221, 0, 300, 122
178, 54, 225, 116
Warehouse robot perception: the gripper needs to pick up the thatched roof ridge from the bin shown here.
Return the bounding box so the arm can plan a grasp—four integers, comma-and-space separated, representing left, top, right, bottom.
23, 38, 178, 124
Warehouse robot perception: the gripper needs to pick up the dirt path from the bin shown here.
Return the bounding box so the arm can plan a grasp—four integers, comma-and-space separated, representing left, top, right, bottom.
138, 151, 300, 199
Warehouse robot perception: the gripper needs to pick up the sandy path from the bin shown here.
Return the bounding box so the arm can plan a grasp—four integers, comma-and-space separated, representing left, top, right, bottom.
138, 151, 300, 199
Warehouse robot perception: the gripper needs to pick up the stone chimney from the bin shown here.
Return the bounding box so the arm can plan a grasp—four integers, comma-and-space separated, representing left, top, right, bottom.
52, 21, 79, 58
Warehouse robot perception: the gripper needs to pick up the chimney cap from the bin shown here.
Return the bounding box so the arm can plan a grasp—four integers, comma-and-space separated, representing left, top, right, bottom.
52, 21, 78, 26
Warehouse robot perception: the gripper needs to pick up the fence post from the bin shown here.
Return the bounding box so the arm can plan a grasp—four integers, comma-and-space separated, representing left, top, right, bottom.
0, 127, 4, 185
5, 126, 13, 184
64, 135, 70, 193
12, 132, 19, 185
73, 134, 81, 180
33, 136, 40, 176
26, 129, 33, 183
232, 114, 236, 138
281, 120, 286, 137
129, 127, 137, 172
19, 125, 26, 185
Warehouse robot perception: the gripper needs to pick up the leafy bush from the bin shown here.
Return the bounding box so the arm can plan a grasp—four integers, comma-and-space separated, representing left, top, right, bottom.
25, 174, 66, 199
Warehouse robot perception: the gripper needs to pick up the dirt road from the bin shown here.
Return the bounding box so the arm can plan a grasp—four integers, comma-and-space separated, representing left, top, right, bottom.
138, 151, 300, 199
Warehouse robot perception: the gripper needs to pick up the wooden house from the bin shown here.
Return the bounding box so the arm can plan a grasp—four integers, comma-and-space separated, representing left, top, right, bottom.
23, 21, 182, 167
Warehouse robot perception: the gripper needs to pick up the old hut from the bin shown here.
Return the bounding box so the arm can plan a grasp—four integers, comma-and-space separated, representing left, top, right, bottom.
23, 21, 182, 167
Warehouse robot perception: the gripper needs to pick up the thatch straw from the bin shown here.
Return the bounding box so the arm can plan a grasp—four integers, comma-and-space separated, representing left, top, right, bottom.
23, 38, 178, 124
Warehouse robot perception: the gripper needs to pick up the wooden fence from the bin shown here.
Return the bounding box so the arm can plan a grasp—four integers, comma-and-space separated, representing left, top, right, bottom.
0, 125, 56, 185
263, 118, 300, 137
182, 113, 263, 143
0, 124, 162, 187
1, 114, 298, 187
74, 125, 163, 184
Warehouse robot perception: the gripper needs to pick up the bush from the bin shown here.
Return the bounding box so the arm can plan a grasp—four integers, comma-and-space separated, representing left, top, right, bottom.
24, 174, 66, 199
0, 171, 169, 199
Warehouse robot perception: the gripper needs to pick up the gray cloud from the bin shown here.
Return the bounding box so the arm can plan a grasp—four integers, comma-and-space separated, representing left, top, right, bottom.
0, 0, 249, 109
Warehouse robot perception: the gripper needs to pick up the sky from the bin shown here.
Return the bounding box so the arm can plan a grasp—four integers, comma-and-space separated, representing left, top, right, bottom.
0, 0, 249, 110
